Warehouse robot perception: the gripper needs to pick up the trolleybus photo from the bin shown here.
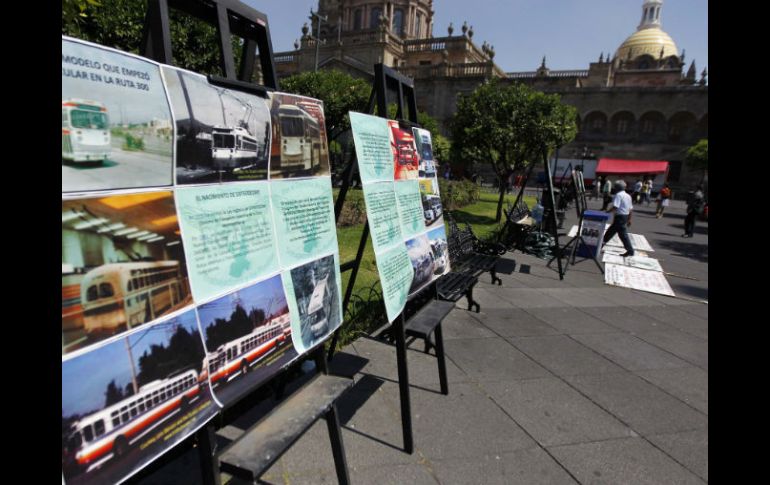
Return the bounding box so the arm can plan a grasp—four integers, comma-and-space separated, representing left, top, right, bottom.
62, 98, 111, 164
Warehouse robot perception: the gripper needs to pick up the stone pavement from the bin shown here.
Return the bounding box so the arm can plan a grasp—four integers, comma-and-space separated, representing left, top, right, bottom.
137, 195, 707, 484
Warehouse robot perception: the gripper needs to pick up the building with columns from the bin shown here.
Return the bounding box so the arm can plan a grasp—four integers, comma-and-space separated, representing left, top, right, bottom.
273, 0, 707, 191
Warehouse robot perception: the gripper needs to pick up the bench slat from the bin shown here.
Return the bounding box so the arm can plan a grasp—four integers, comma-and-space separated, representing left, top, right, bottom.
404, 300, 455, 338
219, 374, 354, 481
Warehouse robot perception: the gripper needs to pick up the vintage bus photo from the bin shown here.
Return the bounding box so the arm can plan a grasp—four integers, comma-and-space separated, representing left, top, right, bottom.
62, 99, 111, 164
80, 261, 185, 336
273, 104, 322, 173
210, 125, 261, 170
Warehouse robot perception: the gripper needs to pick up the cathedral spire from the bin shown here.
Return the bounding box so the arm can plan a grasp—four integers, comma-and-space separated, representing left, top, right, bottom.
638, 0, 663, 30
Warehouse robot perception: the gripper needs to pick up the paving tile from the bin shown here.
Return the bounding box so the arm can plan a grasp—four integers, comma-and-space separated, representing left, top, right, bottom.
564, 373, 708, 436
540, 287, 616, 308
635, 329, 709, 370
288, 463, 438, 485
632, 305, 709, 340
430, 447, 578, 485
409, 382, 536, 460
480, 377, 635, 446
351, 337, 472, 392
525, 307, 617, 334
473, 308, 561, 337
444, 338, 551, 381
549, 437, 705, 485
498, 288, 573, 308
440, 310, 498, 340
674, 303, 709, 320
595, 286, 665, 307
571, 332, 691, 371
580, 305, 672, 334
462, 286, 519, 310
648, 429, 709, 482
510, 335, 627, 377
636, 366, 708, 415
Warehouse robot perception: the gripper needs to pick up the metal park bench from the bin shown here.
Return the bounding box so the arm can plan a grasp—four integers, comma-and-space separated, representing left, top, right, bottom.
444, 213, 504, 294
499, 198, 536, 251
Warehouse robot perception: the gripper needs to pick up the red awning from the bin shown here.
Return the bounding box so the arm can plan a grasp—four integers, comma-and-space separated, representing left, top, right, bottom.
596, 159, 669, 174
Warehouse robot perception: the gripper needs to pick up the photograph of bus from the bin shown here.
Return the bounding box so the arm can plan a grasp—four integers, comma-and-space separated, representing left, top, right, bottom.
62, 310, 216, 485
62, 192, 192, 355
163, 66, 271, 184
428, 225, 450, 277
62, 99, 111, 164
422, 194, 444, 227
389, 120, 419, 180
406, 233, 436, 295
413, 127, 436, 178
62, 38, 174, 193
288, 254, 341, 351
197, 274, 297, 407
268, 93, 330, 178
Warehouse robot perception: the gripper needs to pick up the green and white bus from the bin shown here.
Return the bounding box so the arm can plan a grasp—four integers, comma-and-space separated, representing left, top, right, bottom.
62, 99, 111, 163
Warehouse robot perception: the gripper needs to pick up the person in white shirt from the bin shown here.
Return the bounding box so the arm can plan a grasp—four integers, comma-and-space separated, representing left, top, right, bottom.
602, 180, 635, 257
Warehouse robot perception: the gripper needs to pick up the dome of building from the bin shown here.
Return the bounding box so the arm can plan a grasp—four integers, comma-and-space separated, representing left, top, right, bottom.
616, 28, 678, 61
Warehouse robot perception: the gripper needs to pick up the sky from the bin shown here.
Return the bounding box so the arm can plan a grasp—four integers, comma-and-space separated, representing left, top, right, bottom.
244, 0, 708, 73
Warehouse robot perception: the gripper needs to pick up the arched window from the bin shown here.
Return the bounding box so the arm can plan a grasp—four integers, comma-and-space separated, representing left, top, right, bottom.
416, 13, 422, 37
370, 7, 382, 29
393, 9, 404, 35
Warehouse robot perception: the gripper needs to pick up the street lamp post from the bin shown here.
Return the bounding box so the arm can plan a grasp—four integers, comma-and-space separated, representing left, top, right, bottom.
309, 9, 328, 72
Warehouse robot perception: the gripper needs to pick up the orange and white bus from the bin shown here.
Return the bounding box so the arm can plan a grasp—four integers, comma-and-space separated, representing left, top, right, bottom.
271, 104, 322, 172
205, 314, 291, 388
63, 369, 201, 473
62, 98, 111, 163
81, 261, 184, 336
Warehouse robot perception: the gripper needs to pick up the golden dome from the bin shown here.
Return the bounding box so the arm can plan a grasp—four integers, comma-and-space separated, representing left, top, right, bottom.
616, 27, 678, 61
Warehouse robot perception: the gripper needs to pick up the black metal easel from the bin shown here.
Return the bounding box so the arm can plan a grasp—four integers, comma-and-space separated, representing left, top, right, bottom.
325, 64, 420, 454
138, 3, 350, 484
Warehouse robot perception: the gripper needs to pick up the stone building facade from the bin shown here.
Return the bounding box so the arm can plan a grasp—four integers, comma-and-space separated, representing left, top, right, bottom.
272, 0, 708, 191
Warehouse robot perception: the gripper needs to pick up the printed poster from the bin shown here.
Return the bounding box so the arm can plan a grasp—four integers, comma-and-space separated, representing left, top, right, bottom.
350, 113, 450, 322
62, 38, 174, 193
604, 263, 675, 296
62, 36, 344, 484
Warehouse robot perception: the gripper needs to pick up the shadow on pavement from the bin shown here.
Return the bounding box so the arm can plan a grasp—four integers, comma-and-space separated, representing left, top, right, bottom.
670, 283, 709, 300
656, 240, 708, 263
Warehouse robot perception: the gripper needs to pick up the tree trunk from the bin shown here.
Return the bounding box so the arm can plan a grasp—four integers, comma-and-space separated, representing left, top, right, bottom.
496, 175, 507, 222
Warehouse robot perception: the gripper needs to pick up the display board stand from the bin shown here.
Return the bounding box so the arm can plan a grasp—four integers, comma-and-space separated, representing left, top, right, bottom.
326, 64, 421, 454
136, 3, 351, 484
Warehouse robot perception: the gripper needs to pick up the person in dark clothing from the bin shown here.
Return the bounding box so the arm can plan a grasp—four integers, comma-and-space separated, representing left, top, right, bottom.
602, 180, 635, 257
683, 185, 705, 237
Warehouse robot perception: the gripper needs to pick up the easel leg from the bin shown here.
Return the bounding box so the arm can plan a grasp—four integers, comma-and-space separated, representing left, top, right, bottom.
394, 315, 414, 454
434, 324, 449, 395
325, 403, 351, 485
196, 422, 221, 485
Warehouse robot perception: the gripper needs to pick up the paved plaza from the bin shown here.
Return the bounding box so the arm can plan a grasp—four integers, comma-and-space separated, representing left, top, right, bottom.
138, 195, 708, 484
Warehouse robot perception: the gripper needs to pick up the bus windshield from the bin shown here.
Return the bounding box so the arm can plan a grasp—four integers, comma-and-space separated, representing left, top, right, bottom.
70, 109, 108, 130
213, 133, 235, 148
281, 117, 304, 137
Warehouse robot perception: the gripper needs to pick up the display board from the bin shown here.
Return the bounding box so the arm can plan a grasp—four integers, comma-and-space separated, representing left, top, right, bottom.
348, 112, 450, 322
604, 263, 675, 296
61, 37, 342, 485
605, 232, 655, 252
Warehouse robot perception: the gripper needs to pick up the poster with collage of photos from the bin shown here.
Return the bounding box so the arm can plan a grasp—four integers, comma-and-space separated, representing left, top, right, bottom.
61, 36, 342, 485
349, 112, 450, 322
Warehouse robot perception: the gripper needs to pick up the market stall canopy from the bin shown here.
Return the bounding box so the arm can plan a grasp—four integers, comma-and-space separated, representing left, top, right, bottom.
596, 159, 669, 174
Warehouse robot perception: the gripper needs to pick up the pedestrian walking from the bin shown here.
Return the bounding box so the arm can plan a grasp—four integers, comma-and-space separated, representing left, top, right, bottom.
593, 177, 601, 200
601, 176, 613, 211
632, 179, 643, 203
683, 185, 705, 237
641, 177, 653, 206
656, 183, 672, 218
602, 180, 635, 257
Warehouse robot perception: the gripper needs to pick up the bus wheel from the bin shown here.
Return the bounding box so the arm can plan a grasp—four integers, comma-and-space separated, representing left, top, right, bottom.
240, 360, 249, 376
113, 436, 129, 457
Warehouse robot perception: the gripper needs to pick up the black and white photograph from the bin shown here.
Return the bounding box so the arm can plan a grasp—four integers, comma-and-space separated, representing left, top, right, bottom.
163, 67, 272, 184
288, 254, 341, 351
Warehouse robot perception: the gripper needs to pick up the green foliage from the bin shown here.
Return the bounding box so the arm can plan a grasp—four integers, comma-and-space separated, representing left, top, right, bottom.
123, 134, 145, 151
450, 79, 577, 220
62, 0, 242, 77
438, 178, 481, 210
686, 138, 708, 171
433, 134, 451, 164
281, 70, 371, 142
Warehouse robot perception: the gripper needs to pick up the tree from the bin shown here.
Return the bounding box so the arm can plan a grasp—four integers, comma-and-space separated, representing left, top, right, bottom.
686, 138, 708, 174
280, 70, 371, 144
104, 379, 125, 407
62, 0, 241, 77
450, 79, 577, 222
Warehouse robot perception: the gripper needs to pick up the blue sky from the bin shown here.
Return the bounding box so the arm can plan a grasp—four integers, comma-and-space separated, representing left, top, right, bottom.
245, 0, 707, 73
197, 274, 287, 331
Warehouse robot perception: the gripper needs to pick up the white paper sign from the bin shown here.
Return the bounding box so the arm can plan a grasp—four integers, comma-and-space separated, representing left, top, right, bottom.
602, 254, 663, 272
604, 263, 675, 296
605, 232, 655, 252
